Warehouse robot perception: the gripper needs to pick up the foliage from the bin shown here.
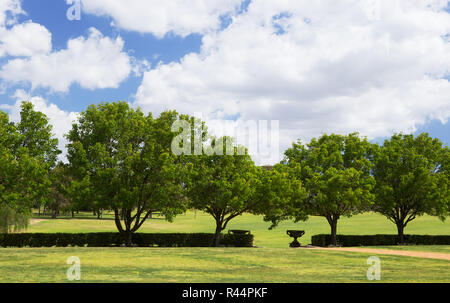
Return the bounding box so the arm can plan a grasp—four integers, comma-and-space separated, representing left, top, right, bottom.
252, 164, 308, 229
184, 137, 260, 246
47, 163, 73, 218
311, 234, 450, 247
17, 102, 61, 212
15, 102, 60, 166
66, 102, 187, 245
283, 133, 376, 245
0, 232, 253, 248
372, 133, 449, 243
0, 110, 49, 232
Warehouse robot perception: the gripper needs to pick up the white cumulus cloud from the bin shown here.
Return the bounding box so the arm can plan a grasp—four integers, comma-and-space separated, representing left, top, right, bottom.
80, 0, 243, 38
134, 0, 450, 164
0, 0, 23, 26
0, 28, 133, 92
0, 21, 52, 57
0, 0, 51, 58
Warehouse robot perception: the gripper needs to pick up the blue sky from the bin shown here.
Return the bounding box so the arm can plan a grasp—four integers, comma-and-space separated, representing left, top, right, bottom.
0, 0, 449, 164
1, 0, 204, 112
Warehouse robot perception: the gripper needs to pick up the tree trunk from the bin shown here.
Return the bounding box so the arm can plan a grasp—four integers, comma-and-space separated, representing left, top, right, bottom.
124, 230, 133, 247
116, 209, 133, 247
397, 223, 405, 245
326, 215, 339, 246
71, 210, 75, 218
214, 224, 223, 247
330, 220, 338, 246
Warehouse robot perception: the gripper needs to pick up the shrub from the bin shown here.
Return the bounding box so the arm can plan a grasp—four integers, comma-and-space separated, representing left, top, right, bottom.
311, 234, 450, 247
222, 234, 254, 247
70, 233, 88, 247
29, 233, 56, 247
55, 233, 71, 247
1, 233, 29, 247
0, 232, 254, 248
185, 233, 215, 247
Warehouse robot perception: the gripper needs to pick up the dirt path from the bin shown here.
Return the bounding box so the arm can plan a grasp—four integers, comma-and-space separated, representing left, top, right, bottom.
309, 247, 450, 261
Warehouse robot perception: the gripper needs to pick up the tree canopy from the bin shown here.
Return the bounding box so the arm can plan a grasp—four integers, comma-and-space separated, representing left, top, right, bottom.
16, 102, 60, 166
184, 137, 259, 246
372, 133, 449, 243
66, 102, 187, 245
283, 133, 376, 246
0, 109, 49, 232
184, 137, 306, 246
252, 164, 308, 229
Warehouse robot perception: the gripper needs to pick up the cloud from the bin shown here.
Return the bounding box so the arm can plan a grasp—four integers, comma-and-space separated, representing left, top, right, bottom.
0, 21, 52, 57
0, 0, 23, 26
0, 0, 51, 58
134, 0, 450, 164
80, 0, 243, 38
0, 28, 133, 92
1, 90, 79, 161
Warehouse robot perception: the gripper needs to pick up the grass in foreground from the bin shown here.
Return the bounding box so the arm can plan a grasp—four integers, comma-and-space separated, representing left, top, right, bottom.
2, 211, 448, 283
0, 247, 448, 283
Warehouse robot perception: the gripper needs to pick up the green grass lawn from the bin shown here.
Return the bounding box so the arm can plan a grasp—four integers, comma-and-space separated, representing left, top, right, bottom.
0, 247, 449, 283
27, 211, 450, 248
0, 210, 447, 283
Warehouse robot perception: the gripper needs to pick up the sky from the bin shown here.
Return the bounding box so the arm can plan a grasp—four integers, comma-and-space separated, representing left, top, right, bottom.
0, 0, 449, 165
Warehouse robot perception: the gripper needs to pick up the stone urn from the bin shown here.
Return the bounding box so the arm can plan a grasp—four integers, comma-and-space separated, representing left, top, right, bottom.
286, 230, 305, 248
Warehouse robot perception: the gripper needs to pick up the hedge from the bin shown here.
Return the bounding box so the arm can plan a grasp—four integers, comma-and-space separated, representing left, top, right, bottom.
311, 234, 450, 247
0, 233, 254, 248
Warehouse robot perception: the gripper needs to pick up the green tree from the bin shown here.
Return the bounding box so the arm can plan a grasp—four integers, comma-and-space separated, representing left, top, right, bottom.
16, 102, 60, 165
0, 111, 48, 232
283, 133, 375, 246
372, 133, 449, 244
185, 137, 260, 246
15, 102, 61, 214
66, 102, 186, 246
252, 164, 308, 230
48, 163, 72, 219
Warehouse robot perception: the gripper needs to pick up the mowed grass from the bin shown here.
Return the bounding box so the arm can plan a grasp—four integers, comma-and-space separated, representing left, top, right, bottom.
0, 211, 447, 283
0, 247, 449, 283
26, 211, 450, 249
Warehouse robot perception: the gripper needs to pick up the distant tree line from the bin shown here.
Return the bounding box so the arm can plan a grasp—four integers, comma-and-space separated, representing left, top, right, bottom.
0, 101, 448, 246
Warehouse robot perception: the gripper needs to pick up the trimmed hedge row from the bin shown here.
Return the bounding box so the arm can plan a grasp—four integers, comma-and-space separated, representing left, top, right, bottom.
311, 234, 450, 247
0, 233, 254, 248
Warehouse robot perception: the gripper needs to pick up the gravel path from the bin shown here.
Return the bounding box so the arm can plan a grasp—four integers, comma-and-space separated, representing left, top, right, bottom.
309, 247, 450, 261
